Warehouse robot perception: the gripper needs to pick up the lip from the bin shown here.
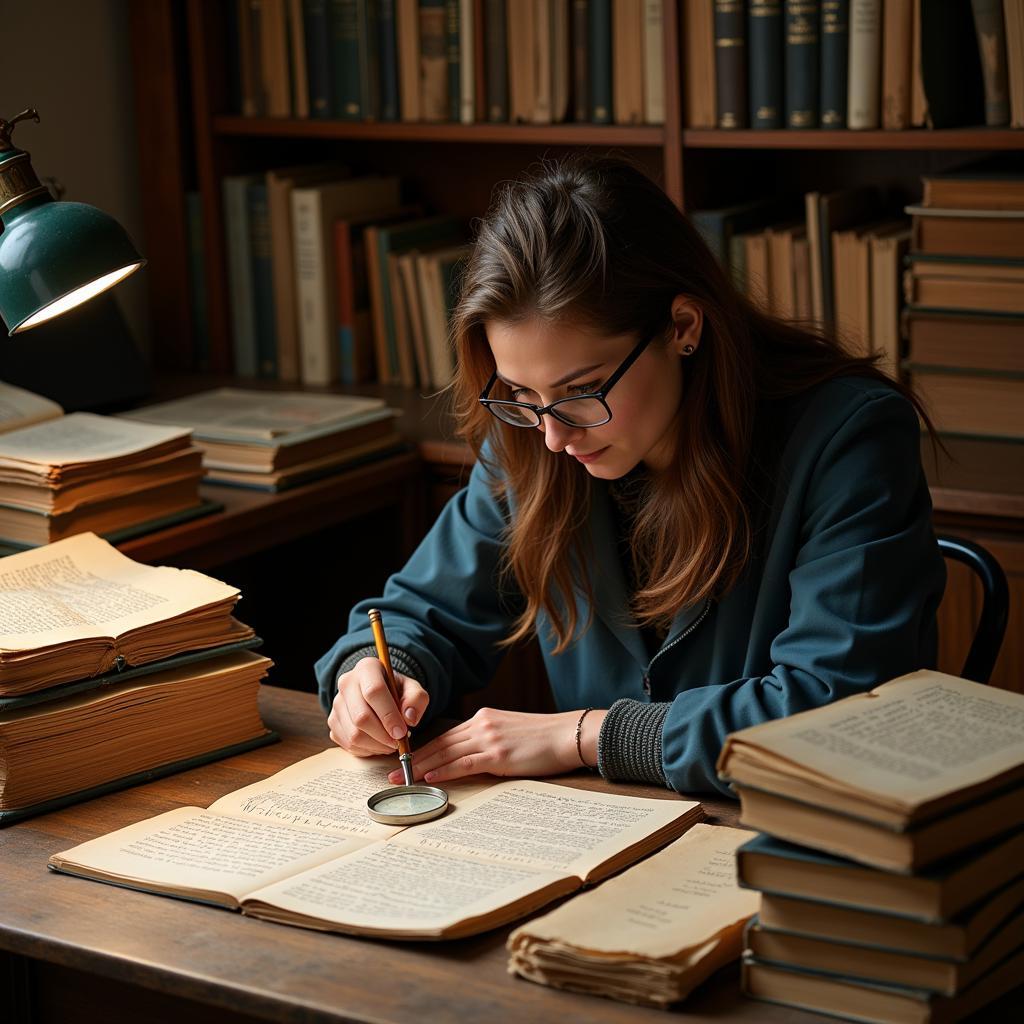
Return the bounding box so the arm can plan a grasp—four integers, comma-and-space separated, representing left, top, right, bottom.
569, 446, 610, 464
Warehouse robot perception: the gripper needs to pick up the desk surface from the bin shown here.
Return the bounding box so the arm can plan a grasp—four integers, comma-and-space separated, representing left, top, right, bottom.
0, 686, 831, 1024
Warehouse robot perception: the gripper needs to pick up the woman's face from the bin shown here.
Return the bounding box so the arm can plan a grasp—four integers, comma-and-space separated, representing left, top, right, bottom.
484, 315, 694, 479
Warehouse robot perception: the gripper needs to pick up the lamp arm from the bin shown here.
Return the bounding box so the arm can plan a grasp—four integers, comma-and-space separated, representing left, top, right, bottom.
0, 109, 41, 152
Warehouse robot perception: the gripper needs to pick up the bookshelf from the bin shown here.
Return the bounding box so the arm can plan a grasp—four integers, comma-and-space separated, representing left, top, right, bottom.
127, 1, 1023, 692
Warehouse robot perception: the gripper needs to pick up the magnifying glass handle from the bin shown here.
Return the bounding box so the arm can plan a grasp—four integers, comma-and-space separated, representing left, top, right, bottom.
398, 754, 414, 786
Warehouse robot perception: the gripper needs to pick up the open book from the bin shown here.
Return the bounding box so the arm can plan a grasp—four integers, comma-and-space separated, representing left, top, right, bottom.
49, 747, 704, 940
0, 532, 254, 697
0, 380, 63, 434
717, 671, 1024, 871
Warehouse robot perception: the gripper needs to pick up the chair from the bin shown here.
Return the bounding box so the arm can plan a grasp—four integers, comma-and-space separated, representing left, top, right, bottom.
937, 535, 1009, 685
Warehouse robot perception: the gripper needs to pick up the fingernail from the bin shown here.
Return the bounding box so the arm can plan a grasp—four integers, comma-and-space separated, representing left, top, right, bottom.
388, 771, 400, 783
404, 708, 416, 723
424, 771, 435, 781
391, 726, 406, 739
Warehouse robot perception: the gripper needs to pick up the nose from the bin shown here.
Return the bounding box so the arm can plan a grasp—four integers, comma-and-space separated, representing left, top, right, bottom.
539, 414, 584, 453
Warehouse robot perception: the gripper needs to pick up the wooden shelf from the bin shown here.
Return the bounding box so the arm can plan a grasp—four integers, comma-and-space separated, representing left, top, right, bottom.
214, 116, 666, 147
683, 128, 1024, 150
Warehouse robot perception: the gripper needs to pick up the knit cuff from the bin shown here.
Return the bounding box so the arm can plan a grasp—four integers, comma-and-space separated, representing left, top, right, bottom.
597, 699, 670, 787
336, 645, 426, 686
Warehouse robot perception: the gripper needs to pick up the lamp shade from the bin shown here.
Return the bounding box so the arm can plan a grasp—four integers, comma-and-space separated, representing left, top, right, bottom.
0, 197, 145, 335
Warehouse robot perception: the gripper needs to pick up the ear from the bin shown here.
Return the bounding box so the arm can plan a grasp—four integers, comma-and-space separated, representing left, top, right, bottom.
668, 294, 703, 356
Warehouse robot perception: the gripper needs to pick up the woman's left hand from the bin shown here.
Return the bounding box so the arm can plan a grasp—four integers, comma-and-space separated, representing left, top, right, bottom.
387, 707, 603, 785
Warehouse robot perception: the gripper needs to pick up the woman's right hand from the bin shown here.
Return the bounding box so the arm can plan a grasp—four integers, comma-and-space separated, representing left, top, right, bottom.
327, 657, 430, 756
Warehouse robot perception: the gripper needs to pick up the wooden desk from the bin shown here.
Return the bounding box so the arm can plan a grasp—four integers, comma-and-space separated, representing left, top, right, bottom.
1, 687, 811, 1024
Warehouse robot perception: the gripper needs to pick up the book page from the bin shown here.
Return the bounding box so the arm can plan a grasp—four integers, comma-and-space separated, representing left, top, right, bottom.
49, 807, 364, 902
0, 381, 63, 434
120, 388, 388, 441
720, 671, 1024, 809
243, 841, 569, 934
209, 746, 493, 840
0, 532, 239, 651
0, 412, 189, 466
390, 780, 699, 878
508, 824, 759, 959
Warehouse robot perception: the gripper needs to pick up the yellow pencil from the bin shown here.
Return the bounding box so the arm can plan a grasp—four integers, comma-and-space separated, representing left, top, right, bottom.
367, 608, 414, 785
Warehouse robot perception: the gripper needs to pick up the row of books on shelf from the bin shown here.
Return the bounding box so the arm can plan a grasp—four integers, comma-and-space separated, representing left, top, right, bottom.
190, 166, 469, 388
0, 531, 275, 825
227, 0, 665, 127
684, 1, 1024, 131
696, 156, 1024, 442
717, 669, 1024, 1023
0, 382, 401, 548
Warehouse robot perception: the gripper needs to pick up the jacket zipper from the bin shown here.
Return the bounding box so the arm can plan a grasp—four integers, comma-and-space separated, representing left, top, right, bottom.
642, 597, 712, 696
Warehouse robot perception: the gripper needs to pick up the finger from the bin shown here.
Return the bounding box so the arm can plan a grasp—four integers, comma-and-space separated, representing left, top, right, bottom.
419, 749, 486, 784
388, 737, 479, 783
409, 720, 473, 763
397, 675, 430, 726
329, 717, 394, 756
342, 676, 396, 749
359, 663, 410, 741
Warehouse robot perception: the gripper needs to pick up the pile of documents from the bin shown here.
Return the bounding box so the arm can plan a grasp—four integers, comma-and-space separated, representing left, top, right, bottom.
0, 533, 274, 825
120, 388, 402, 491
0, 410, 206, 546
716, 670, 1024, 1023
507, 824, 759, 1008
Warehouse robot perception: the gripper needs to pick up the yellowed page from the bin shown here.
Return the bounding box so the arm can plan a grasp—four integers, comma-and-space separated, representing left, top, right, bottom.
390, 779, 699, 877
0, 532, 239, 652
120, 387, 390, 441
242, 841, 569, 934
0, 381, 63, 434
209, 745, 492, 841
0, 412, 189, 467
720, 670, 1024, 812
508, 823, 759, 959
49, 807, 365, 902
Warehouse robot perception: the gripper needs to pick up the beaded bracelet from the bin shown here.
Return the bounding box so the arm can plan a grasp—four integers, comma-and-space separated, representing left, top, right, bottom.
575, 707, 596, 769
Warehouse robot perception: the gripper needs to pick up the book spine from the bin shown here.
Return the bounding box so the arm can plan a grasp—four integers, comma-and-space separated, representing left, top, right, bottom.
714, 0, 749, 128
303, 0, 334, 117
749, 0, 784, 128
378, 0, 400, 120
330, 0, 363, 118
261, 0, 293, 116
588, 0, 612, 123
971, 0, 1011, 126
335, 220, 357, 384
1007, 0, 1024, 129
535, 0, 553, 123
571, 0, 588, 121
288, 0, 311, 117
246, 182, 279, 378
785, 1, 819, 128
358, 0, 381, 119
222, 178, 259, 378
226, 0, 244, 114
292, 191, 336, 385
819, 0, 848, 127
643, 0, 664, 124
460, 0, 476, 122
446, 0, 461, 120
486, 0, 509, 120
419, 0, 449, 121
241, 0, 267, 115
846, 0, 881, 129
397, 0, 421, 119
881, 0, 912, 129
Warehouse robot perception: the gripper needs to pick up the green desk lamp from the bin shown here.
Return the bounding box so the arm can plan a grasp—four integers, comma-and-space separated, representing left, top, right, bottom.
0, 109, 146, 336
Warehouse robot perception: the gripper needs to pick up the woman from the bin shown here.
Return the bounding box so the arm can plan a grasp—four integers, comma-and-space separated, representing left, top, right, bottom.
317, 155, 946, 797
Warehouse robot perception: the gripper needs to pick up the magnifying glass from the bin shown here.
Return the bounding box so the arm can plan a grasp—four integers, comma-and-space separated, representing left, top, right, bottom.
364, 609, 449, 825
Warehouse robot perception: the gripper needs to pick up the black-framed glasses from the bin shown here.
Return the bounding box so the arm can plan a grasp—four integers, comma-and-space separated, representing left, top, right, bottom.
479, 332, 656, 428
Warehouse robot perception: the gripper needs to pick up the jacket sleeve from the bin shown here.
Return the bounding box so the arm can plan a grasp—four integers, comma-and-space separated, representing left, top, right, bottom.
315, 445, 524, 718
656, 389, 947, 797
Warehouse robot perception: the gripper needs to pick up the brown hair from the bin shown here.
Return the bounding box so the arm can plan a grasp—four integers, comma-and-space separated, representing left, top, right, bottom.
449, 154, 937, 653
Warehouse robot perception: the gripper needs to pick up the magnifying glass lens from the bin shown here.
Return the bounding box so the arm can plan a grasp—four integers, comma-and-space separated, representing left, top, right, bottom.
374, 792, 445, 815
367, 784, 449, 825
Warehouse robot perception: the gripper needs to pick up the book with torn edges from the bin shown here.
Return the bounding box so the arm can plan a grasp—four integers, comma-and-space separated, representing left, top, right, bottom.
716, 670, 1024, 871
0, 532, 255, 697
48, 747, 704, 940
742, 947, 1024, 1024
506, 823, 758, 1008
746, 907, 1024, 997
736, 831, 1024, 923
0, 650, 276, 826
758, 876, 1024, 964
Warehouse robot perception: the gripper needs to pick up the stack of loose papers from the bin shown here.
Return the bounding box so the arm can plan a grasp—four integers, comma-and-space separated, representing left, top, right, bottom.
507, 824, 759, 1008
120, 388, 403, 490
0, 412, 205, 546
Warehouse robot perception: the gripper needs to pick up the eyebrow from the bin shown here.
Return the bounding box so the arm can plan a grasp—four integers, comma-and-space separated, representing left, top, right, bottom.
496, 363, 605, 390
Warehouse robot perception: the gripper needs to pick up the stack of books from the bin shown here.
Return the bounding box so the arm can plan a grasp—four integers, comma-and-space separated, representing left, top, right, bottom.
225, 1, 666, 128
903, 158, 1024, 442
0, 532, 275, 825
0, 411, 209, 548
716, 669, 1024, 1022
508, 823, 759, 1008
120, 388, 403, 491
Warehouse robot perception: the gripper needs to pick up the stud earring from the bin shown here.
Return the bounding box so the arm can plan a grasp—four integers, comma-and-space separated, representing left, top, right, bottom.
683, 344, 694, 355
